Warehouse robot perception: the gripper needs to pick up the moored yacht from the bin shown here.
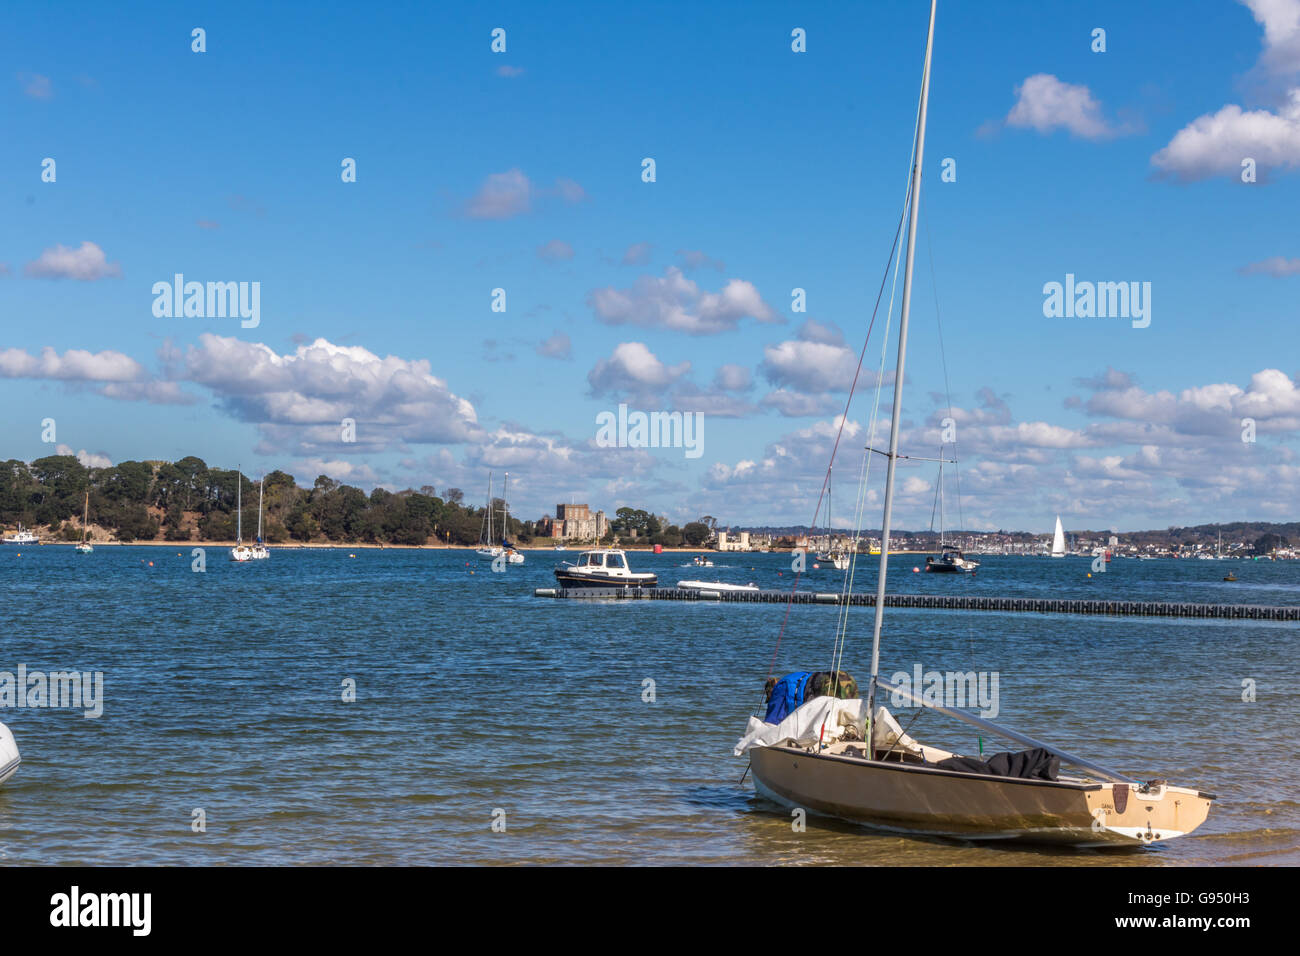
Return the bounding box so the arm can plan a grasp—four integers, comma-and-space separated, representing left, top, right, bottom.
2, 525, 38, 545
554, 549, 657, 589
924, 545, 979, 573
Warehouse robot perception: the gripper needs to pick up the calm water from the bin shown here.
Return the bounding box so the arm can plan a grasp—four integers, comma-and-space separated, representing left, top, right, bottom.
0, 546, 1296, 866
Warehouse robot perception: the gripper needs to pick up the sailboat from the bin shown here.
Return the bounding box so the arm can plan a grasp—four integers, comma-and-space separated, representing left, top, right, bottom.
476, 473, 503, 561
737, 0, 1212, 847
75, 490, 94, 553
923, 455, 976, 573
1050, 515, 1067, 558
500, 473, 525, 565
230, 471, 270, 561
815, 467, 850, 571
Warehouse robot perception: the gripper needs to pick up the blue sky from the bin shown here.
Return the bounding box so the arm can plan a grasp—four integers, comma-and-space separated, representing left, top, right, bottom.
3, 0, 1299, 533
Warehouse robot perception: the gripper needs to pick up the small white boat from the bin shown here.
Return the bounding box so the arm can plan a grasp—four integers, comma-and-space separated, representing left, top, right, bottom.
691, 555, 714, 567
0, 722, 19, 785
555, 549, 657, 589
2, 525, 38, 545
677, 579, 759, 592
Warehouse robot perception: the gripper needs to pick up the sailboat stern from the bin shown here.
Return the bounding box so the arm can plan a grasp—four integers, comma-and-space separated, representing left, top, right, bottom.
1081, 781, 1214, 846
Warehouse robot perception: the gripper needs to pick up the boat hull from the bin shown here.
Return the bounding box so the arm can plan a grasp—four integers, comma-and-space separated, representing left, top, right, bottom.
749, 744, 1212, 846
554, 569, 657, 589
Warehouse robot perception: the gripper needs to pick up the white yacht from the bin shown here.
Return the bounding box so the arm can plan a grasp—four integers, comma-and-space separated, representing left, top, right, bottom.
2, 525, 38, 545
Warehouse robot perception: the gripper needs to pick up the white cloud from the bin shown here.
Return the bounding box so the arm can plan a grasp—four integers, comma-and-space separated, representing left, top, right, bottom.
464, 168, 532, 219
23, 241, 122, 280
760, 321, 861, 393
587, 266, 780, 335
0, 346, 141, 381
587, 342, 690, 397
182, 334, 481, 452
1240, 255, 1300, 275
1152, 89, 1300, 181
1244, 0, 1300, 77
1004, 74, 1119, 140
56, 444, 113, 468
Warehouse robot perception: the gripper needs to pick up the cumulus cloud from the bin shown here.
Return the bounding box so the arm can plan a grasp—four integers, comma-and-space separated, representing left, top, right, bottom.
759, 320, 860, 393
0, 346, 142, 381
181, 334, 482, 452
1244, 0, 1300, 79
1003, 74, 1121, 140
55, 444, 112, 468
23, 241, 122, 280
1153, 3, 1300, 181
1152, 89, 1300, 181
587, 266, 780, 335
586, 342, 690, 398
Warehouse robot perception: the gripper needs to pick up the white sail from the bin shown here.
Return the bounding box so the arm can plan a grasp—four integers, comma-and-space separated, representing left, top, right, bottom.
1051, 515, 1066, 557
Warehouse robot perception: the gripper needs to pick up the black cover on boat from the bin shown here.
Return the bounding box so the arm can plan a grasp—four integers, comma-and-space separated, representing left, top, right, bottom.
934, 747, 1060, 781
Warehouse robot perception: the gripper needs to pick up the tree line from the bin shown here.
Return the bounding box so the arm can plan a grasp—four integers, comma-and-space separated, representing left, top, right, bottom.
0, 455, 524, 546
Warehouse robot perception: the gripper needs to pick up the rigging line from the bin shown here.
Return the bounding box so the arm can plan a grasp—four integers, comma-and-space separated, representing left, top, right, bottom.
763, 205, 908, 690
828, 108, 922, 682
923, 207, 963, 533
829, 188, 911, 679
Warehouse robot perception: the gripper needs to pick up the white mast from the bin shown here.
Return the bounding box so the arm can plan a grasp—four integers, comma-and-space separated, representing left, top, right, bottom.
487, 472, 494, 545
866, 0, 937, 722
82, 490, 89, 545
236, 467, 243, 545
257, 479, 264, 543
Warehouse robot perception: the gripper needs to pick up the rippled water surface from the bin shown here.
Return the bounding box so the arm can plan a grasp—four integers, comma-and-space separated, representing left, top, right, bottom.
1, 546, 1296, 865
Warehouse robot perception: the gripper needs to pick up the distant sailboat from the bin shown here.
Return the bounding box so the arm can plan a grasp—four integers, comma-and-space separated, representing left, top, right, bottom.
501, 473, 524, 564
924, 455, 977, 573
1050, 515, 1066, 558
476, 472, 503, 561
75, 490, 94, 553
231, 471, 270, 561
815, 467, 850, 570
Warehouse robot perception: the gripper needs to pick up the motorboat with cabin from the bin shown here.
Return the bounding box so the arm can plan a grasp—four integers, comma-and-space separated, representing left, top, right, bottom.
924, 545, 978, 573
555, 549, 657, 589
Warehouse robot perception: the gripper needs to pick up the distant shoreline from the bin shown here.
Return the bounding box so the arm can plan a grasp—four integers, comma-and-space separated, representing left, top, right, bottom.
13, 540, 938, 555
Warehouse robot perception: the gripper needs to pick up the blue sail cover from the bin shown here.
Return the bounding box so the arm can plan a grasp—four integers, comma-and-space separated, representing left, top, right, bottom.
764, 671, 813, 724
